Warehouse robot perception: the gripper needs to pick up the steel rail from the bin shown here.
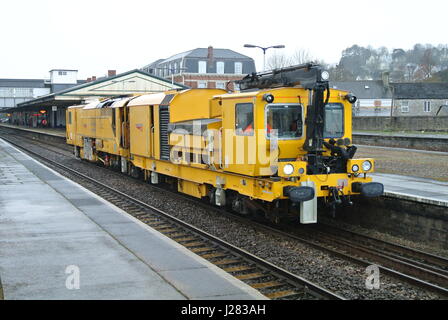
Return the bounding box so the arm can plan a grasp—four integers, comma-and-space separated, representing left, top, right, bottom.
3, 131, 448, 297
0, 135, 344, 301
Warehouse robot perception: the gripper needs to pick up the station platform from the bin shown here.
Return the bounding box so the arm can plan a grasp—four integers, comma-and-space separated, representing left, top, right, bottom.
0, 123, 65, 138
372, 173, 448, 207
354, 130, 448, 139
0, 138, 265, 300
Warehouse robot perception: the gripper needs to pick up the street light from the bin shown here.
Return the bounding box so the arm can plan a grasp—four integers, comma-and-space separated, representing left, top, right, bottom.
244, 44, 286, 71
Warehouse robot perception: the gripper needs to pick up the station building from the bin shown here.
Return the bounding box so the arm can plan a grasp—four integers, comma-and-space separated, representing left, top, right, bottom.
0, 69, 85, 117
141, 46, 256, 91
2, 69, 187, 128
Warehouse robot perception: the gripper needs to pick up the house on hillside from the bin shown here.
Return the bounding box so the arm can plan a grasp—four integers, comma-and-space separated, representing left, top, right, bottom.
390, 82, 448, 116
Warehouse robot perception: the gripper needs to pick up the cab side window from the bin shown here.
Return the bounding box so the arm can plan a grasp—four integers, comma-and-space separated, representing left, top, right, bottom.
324, 103, 344, 138
235, 103, 254, 136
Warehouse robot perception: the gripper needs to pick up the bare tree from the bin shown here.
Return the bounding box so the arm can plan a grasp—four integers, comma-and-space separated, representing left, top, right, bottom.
290, 48, 314, 65
420, 48, 436, 79
266, 48, 315, 70
266, 53, 292, 70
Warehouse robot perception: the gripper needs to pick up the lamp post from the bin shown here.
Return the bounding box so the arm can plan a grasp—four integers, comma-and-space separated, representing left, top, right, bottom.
244, 44, 285, 71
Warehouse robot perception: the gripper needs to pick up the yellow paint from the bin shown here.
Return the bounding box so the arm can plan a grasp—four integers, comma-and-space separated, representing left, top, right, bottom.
66, 86, 377, 205
170, 89, 226, 123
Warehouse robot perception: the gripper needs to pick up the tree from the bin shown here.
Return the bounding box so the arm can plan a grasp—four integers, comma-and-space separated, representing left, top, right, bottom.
328, 64, 354, 81
424, 68, 448, 82
290, 49, 313, 65
262, 43, 448, 82
339, 45, 373, 80
390, 49, 407, 81
266, 53, 291, 70
421, 48, 436, 79
335, 43, 448, 82
414, 48, 437, 80
266, 48, 315, 70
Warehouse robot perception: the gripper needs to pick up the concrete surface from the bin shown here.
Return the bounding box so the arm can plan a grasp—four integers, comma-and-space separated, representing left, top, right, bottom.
0, 138, 265, 300
372, 173, 448, 207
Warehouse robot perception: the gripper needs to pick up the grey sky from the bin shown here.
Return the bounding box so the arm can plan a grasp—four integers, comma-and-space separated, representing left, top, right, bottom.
1, 0, 446, 79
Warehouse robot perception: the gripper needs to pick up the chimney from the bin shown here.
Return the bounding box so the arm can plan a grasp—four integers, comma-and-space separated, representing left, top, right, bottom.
108, 70, 116, 77
382, 71, 390, 88
87, 77, 92, 82
207, 45, 213, 62
92, 76, 97, 81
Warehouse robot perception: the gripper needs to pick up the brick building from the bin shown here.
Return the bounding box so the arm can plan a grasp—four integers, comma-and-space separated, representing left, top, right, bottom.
141, 46, 256, 91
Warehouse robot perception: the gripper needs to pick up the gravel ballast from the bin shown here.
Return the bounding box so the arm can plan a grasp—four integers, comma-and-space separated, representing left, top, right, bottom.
2, 134, 443, 300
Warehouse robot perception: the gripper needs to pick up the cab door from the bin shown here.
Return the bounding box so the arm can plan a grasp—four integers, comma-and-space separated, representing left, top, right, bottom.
222, 99, 257, 176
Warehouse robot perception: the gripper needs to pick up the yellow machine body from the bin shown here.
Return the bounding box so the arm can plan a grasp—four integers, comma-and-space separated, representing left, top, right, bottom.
66, 83, 381, 223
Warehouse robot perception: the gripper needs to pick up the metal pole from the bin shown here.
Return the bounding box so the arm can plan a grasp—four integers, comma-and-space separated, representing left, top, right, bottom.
263, 48, 267, 71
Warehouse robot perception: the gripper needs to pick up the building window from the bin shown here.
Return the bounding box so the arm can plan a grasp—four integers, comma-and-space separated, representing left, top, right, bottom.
401, 101, 409, 113
58, 71, 67, 76
234, 62, 243, 74
234, 83, 240, 91
174, 62, 178, 74
235, 103, 254, 136
217, 61, 225, 74
424, 101, 431, 113
198, 81, 207, 88
216, 81, 226, 89
198, 61, 207, 73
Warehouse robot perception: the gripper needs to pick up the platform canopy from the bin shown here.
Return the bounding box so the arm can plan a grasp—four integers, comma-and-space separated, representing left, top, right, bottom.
4, 69, 188, 112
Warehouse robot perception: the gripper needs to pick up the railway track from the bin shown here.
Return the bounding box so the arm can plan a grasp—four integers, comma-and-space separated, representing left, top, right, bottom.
311, 224, 448, 280
3, 130, 448, 298
281, 225, 448, 296
215, 214, 448, 297
0, 135, 343, 301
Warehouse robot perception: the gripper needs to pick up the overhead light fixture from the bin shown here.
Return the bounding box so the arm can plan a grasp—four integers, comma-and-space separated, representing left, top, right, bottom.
263, 93, 274, 103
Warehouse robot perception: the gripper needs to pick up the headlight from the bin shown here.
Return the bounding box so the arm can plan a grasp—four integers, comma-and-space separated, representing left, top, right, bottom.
321, 70, 330, 81
283, 164, 294, 175
362, 161, 372, 172
352, 164, 360, 173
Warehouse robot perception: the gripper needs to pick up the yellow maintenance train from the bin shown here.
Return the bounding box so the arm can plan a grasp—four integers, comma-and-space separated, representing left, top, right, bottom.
66, 64, 383, 224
